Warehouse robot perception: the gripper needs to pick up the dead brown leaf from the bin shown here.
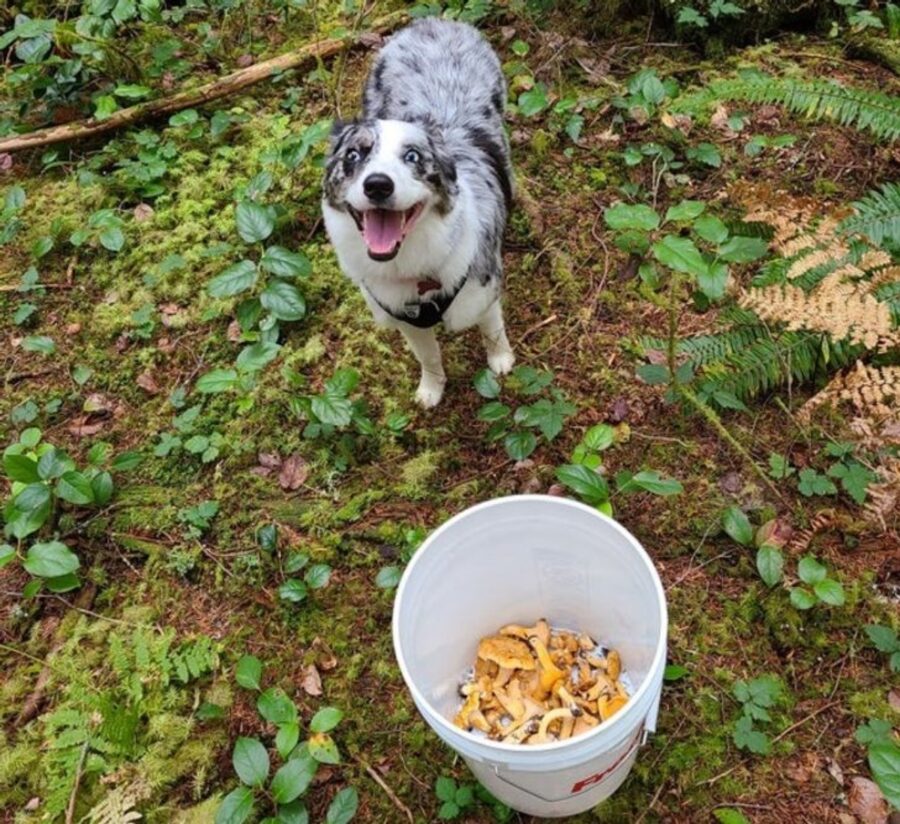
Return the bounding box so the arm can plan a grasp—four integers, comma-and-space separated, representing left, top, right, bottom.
889, 688, 900, 713
133, 203, 154, 222
68, 416, 106, 437
301, 664, 323, 696
848, 777, 888, 824
827, 758, 845, 786
136, 372, 160, 395
312, 637, 337, 671
278, 454, 309, 491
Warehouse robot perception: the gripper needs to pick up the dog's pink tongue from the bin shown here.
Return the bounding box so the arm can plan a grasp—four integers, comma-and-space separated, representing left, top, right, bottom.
362, 209, 404, 256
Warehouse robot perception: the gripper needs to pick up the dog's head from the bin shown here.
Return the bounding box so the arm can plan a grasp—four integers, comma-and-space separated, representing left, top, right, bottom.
323, 118, 458, 262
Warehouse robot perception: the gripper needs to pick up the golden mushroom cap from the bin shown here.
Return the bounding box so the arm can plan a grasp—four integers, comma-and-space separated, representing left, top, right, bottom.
477, 635, 536, 671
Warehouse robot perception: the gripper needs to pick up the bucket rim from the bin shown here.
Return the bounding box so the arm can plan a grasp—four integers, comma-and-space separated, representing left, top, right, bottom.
391, 494, 669, 755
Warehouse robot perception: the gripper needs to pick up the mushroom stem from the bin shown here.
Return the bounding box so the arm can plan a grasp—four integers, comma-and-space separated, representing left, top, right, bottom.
535, 707, 577, 741
528, 636, 567, 698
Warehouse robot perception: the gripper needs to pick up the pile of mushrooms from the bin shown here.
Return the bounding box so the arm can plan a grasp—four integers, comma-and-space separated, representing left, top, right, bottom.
453, 619, 629, 744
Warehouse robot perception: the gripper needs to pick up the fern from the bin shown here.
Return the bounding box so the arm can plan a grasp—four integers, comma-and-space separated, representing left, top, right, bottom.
673, 76, 900, 141
840, 182, 900, 247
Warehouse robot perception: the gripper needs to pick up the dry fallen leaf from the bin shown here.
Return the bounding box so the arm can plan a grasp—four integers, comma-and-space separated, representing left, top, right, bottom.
889, 688, 900, 713
133, 203, 154, 222
278, 454, 309, 491
68, 416, 106, 437
66, 323, 81, 335
827, 757, 845, 786
301, 664, 323, 696
227, 320, 242, 343
312, 637, 338, 671
848, 777, 888, 824
136, 372, 160, 395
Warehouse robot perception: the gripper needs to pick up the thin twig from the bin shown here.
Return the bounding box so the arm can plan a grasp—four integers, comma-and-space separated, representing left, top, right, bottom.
65, 737, 91, 824
359, 761, 414, 824
771, 701, 840, 745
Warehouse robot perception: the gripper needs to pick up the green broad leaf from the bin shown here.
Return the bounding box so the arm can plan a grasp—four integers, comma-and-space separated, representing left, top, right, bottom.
711, 389, 748, 412
722, 506, 753, 546
664, 664, 688, 681
183, 435, 210, 454
717, 236, 768, 264
732, 716, 771, 755
797, 468, 837, 497
813, 579, 845, 606
23, 541, 79, 578
697, 261, 729, 301
258, 688, 297, 725
325, 787, 358, 824
19, 428, 42, 449
517, 84, 549, 117
583, 424, 615, 451
652, 235, 707, 277
91, 471, 114, 506
310, 707, 343, 734
197, 702, 225, 721
438, 802, 460, 820
235, 655, 263, 690
94, 94, 118, 120
209, 260, 258, 298
197, 369, 239, 393
111, 450, 142, 472
0, 544, 15, 569
664, 200, 706, 223
236, 201, 274, 243
790, 587, 816, 610
278, 579, 308, 603
325, 368, 359, 396
233, 737, 270, 787
72, 364, 93, 386
304, 563, 331, 590
636, 363, 670, 385
556, 464, 609, 506
455, 785, 474, 807
756, 545, 784, 587
114, 84, 152, 99
38, 448, 75, 480
236, 342, 281, 373
45, 572, 80, 593
56, 471, 94, 505
275, 802, 308, 824
603, 203, 660, 232
169, 108, 199, 127
311, 393, 353, 427
435, 777, 457, 802
473, 369, 501, 399
276, 722, 300, 760
22, 336, 56, 354
22, 579, 43, 599
869, 739, 900, 810
284, 552, 309, 574
260, 281, 306, 321
504, 431, 537, 461
768, 453, 794, 479
677, 7, 708, 26
798, 555, 827, 585
215, 786, 255, 824
477, 402, 510, 422
375, 565, 401, 590
261, 246, 312, 279
856, 719, 893, 746
864, 624, 900, 653
308, 732, 340, 764
619, 469, 683, 496
256, 524, 278, 553
31, 236, 53, 258
99, 227, 125, 252
4, 454, 40, 483
831, 461, 874, 504
686, 142, 722, 167
271, 752, 317, 804
713, 810, 750, 824
509, 365, 553, 395
8, 483, 52, 539
693, 214, 729, 244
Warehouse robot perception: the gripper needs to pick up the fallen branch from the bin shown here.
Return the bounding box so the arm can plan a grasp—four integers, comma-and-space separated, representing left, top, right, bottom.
358, 760, 414, 824
0, 11, 407, 154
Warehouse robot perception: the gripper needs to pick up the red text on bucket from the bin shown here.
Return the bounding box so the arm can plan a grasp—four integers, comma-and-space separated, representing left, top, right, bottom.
569, 723, 645, 794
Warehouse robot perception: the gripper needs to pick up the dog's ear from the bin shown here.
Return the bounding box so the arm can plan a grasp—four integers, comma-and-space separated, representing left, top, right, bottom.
422, 118, 459, 200
328, 118, 357, 156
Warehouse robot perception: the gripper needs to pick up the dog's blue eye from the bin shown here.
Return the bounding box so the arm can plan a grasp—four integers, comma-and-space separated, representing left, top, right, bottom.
346, 149, 361, 163
404, 149, 421, 164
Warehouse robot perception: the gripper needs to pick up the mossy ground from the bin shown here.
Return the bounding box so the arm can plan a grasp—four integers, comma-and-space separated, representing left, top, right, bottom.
1, 4, 898, 823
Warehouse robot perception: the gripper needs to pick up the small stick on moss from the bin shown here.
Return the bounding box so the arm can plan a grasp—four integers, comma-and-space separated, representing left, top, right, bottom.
359, 760, 414, 824
0, 11, 408, 154
65, 736, 91, 824
679, 385, 784, 500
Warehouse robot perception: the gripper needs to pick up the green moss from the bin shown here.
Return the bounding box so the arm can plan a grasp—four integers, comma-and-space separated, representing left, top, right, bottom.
399, 450, 442, 498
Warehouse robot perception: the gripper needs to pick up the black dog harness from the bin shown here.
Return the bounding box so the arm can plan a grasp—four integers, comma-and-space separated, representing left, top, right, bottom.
364, 275, 468, 329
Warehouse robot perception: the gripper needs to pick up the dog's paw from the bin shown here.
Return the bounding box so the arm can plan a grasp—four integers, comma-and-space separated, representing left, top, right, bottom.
488, 349, 515, 376
415, 376, 446, 409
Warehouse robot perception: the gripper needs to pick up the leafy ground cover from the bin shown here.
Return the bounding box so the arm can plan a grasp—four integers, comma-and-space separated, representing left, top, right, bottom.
1, 1, 898, 822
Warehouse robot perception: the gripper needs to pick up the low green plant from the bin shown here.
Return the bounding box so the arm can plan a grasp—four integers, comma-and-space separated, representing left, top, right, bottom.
375, 525, 427, 591
434, 776, 512, 822
864, 624, 900, 672
2, 428, 139, 594
473, 365, 575, 461
217, 656, 357, 824
789, 556, 845, 609
731, 674, 784, 755
855, 720, 900, 811
154, 403, 226, 464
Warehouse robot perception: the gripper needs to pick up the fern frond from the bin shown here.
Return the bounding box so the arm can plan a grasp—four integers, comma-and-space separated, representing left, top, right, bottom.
673, 77, 900, 141
840, 182, 900, 246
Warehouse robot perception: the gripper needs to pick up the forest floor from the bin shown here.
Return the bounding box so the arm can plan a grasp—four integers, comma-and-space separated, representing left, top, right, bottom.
0, 3, 898, 823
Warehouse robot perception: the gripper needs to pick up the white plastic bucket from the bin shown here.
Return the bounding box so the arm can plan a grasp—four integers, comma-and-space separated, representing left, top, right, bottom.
392, 495, 667, 818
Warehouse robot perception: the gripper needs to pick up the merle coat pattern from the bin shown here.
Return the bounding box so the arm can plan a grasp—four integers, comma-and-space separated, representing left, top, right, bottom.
321, 18, 515, 408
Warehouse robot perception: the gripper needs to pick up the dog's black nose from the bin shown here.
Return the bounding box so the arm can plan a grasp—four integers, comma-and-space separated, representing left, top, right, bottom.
363, 173, 394, 202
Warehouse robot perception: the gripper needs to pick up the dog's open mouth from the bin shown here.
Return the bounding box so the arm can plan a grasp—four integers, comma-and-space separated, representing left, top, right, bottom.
350, 203, 424, 261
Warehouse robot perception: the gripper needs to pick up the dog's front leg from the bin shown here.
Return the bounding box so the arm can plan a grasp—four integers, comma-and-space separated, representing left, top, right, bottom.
479, 300, 515, 375
399, 325, 446, 408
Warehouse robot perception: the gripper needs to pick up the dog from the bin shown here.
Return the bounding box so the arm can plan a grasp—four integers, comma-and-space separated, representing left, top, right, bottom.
322, 17, 515, 408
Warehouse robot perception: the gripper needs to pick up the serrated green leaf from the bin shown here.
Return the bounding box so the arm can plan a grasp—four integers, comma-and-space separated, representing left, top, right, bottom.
304, 563, 331, 590
209, 260, 258, 298
236, 201, 274, 243
813, 578, 844, 606
375, 565, 401, 590
604, 203, 660, 231
473, 369, 501, 399
56, 471, 94, 505
260, 281, 306, 321
504, 431, 537, 461
261, 246, 312, 278
278, 579, 308, 603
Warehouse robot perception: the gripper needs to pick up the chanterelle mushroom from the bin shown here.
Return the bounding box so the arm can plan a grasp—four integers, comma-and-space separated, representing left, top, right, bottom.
477, 636, 536, 673
534, 707, 581, 742
528, 636, 567, 698
499, 618, 550, 648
